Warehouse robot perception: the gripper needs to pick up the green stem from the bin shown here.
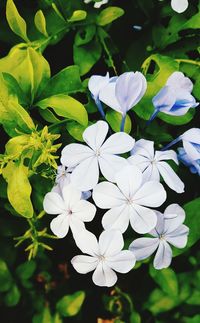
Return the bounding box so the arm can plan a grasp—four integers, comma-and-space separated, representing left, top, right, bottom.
176, 59, 200, 66
98, 27, 118, 75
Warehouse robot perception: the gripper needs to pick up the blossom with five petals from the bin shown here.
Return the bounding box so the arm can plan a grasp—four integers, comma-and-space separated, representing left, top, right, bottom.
129, 139, 184, 193
61, 121, 135, 191
71, 229, 136, 287
93, 165, 167, 234
129, 204, 189, 269
43, 184, 96, 238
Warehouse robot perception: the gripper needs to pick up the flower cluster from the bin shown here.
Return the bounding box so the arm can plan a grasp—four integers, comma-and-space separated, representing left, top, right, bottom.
43, 69, 200, 287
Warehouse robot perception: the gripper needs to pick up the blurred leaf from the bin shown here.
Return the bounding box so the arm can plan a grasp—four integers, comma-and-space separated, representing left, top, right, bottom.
149, 266, 179, 297
106, 110, 132, 134
34, 10, 48, 37
66, 121, 87, 141
174, 198, 200, 256
37, 94, 88, 126
4, 284, 21, 307
16, 260, 36, 281
183, 315, 200, 323
2, 162, 33, 218
33, 306, 52, 323
6, 0, 29, 42
73, 39, 102, 76
96, 7, 124, 26
68, 10, 87, 22
56, 291, 85, 317
0, 259, 13, 292
146, 288, 178, 314
75, 25, 96, 46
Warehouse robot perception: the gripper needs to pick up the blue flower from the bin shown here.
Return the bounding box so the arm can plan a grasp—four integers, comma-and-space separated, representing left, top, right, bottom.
178, 148, 200, 176
148, 72, 198, 124
99, 71, 147, 131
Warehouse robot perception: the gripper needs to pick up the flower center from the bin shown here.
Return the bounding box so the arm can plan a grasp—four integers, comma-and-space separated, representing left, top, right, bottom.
159, 234, 165, 240
67, 209, 73, 216
95, 149, 101, 157
98, 254, 105, 262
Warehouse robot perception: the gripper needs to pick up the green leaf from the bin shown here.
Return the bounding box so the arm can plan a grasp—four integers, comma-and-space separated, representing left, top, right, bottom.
174, 198, 200, 256
36, 94, 88, 126
39, 108, 61, 123
0, 259, 13, 292
6, 0, 29, 42
4, 284, 21, 307
183, 315, 200, 323
149, 266, 179, 297
0, 46, 50, 103
96, 7, 124, 26
2, 162, 33, 218
34, 10, 48, 37
56, 291, 85, 317
0, 74, 35, 136
73, 39, 102, 76
106, 110, 132, 134
16, 260, 36, 281
38, 65, 83, 100
75, 25, 96, 46
146, 288, 178, 314
66, 121, 87, 141
68, 10, 87, 22
33, 307, 52, 323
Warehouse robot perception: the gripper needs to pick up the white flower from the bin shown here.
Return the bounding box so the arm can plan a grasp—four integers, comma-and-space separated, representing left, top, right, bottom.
129, 139, 185, 193
129, 204, 189, 269
43, 184, 96, 238
93, 165, 167, 234
88, 72, 110, 102
84, 0, 109, 9
52, 165, 91, 200
71, 229, 136, 287
99, 71, 147, 117
166, 72, 193, 93
171, 0, 189, 13
61, 121, 135, 191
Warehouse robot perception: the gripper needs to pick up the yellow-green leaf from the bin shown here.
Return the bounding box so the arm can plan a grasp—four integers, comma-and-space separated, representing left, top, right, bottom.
68, 10, 87, 22
56, 291, 85, 317
6, 0, 29, 42
3, 162, 33, 218
96, 7, 124, 26
34, 10, 48, 37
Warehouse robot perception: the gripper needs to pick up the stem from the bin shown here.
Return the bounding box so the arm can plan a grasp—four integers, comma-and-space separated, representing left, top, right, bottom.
120, 114, 126, 132
98, 27, 118, 75
96, 98, 105, 119
176, 59, 200, 67
161, 137, 181, 151
146, 109, 159, 126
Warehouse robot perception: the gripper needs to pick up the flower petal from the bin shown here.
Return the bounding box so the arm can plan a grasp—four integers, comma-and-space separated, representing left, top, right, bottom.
128, 154, 150, 172
99, 154, 128, 182
69, 217, 85, 237
83, 121, 108, 150
88, 73, 110, 99
153, 240, 172, 270
102, 205, 131, 233
129, 204, 157, 234
115, 165, 143, 199
150, 211, 165, 237
115, 72, 147, 113
163, 203, 185, 233
171, 0, 189, 14
72, 200, 96, 222
71, 157, 99, 191
62, 184, 81, 209
61, 144, 93, 167
71, 255, 98, 274
165, 224, 189, 248
74, 229, 99, 256
99, 81, 122, 113
101, 133, 135, 154
133, 181, 167, 207
93, 182, 125, 209
157, 161, 185, 193
155, 150, 178, 164
50, 214, 69, 238
99, 230, 124, 257
131, 139, 154, 159
107, 250, 136, 273
142, 164, 160, 182
129, 237, 159, 260
181, 128, 200, 144
183, 141, 200, 160
92, 262, 117, 287
43, 192, 66, 215
166, 71, 193, 92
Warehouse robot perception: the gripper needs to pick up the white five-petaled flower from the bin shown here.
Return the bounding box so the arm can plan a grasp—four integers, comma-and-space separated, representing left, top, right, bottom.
129, 204, 189, 269
71, 229, 136, 287
61, 121, 135, 191
93, 165, 167, 234
99, 71, 147, 117
52, 165, 91, 200
129, 139, 185, 193
43, 184, 96, 238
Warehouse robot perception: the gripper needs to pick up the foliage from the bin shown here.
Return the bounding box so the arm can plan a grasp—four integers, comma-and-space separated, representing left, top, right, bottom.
0, 0, 199, 322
